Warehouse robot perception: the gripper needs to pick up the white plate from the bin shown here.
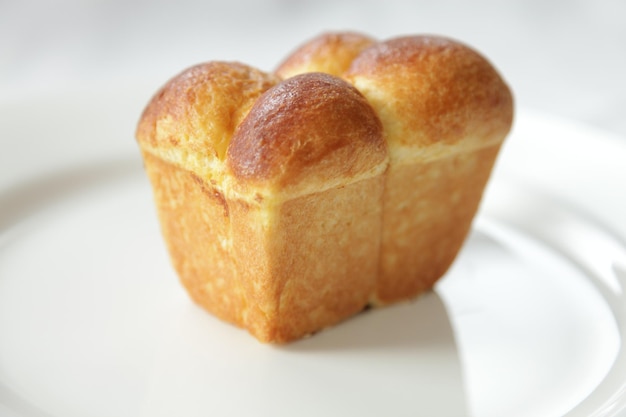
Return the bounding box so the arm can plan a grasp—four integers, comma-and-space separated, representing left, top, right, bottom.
1, 89, 625, 417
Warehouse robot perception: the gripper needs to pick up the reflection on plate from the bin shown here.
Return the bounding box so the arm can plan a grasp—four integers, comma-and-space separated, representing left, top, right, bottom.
0, 93, 625, 417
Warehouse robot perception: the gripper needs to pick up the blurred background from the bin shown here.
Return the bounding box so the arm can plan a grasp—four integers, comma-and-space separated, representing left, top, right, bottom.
2, 0, 626, 137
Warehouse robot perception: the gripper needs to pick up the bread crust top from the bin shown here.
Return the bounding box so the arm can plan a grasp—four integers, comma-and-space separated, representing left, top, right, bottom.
227, 72, 387, 190
136, 61, 280, 163
276, 32, 376, 78
136, 33, 513, 192
345, 36, 513, 154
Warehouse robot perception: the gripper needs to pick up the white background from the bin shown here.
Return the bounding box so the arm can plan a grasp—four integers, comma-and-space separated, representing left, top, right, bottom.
2, 0, 626, 138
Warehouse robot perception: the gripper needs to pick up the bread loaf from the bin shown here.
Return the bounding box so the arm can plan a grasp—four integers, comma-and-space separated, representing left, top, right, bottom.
136, 32, 513, 343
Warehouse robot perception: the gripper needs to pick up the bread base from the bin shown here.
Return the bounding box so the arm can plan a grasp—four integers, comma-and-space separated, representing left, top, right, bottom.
375, 144, 501, 304
142, 152, 385, 343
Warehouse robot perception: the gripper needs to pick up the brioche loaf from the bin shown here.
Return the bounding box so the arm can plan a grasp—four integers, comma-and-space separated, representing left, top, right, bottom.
136, 32, 513, 343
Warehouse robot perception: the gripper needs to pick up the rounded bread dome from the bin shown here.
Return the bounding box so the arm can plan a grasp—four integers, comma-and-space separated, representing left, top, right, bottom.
345, 35, 514, 153
136, 61, 280, 162
276, 31, 376, 79
227, 72, 387, 190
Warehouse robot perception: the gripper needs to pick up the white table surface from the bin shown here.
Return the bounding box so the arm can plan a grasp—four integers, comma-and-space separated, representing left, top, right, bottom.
1, 0, 625, 138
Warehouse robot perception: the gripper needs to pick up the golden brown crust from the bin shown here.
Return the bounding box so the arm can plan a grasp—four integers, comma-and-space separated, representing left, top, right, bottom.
141, 148, 385, 344
345, 35, 513, 150
374, 144, 503, 303
227, 72, 387, 190
136, 32, 514, 343
275, 31, 376, 79
136, 61, 279, 162
340, 35, 513, 303
230, 174, 385, 342
141, 152, 245, 325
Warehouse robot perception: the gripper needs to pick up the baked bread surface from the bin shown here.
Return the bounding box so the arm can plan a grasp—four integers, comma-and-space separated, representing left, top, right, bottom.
345, 35, 513, 302
136, 32, 513, 342
276, 32, 376, 79
228, 72, 387, 193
